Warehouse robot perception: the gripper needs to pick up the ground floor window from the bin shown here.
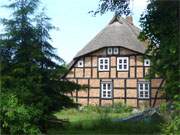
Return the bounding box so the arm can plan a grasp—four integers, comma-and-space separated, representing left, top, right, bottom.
101, 82, 112, 98
138, 82, 150, 99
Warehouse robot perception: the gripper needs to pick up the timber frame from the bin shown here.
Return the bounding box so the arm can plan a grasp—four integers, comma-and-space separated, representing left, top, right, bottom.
63, 47, 166, 108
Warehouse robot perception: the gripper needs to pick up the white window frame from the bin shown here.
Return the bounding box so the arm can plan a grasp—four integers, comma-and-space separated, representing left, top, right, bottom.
117, 57, 129, 71
113, 48, 119, 55
144, 59, 150, 66
138, 82, 150, 99
101, 82, 112, 98
98, 58, 109, 71
107, 48, 113, 55
77, 59, 84, 67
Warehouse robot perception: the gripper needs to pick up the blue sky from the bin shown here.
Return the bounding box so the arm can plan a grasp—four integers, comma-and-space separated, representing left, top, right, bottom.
0, 0, 148, 63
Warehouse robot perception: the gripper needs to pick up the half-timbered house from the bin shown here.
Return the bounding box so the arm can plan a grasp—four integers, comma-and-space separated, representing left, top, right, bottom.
63, 16, 166, 108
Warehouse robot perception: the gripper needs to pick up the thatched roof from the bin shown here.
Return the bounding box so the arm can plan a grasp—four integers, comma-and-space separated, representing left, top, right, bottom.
74, 16, 146, 59
63, 16, 146, 73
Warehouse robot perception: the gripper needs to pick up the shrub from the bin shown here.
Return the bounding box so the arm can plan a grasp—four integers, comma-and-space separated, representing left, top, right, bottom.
0, 92, 41, 134
160, 99, 180, 134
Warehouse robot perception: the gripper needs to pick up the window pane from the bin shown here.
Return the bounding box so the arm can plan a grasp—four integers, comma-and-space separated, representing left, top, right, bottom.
104, 65, 108, 69
124, 65, 127, 69
145, 84, 149, 90
108, 48, 112, 54
103, 84, 106, 89
105, 59, 108, 64
119, 59, 122, 63
100, 65, 103, 69
119, 65, 122, 69
114, 48, 118, 54
124, 59, 127, 63
100, 60, 103, 64
140, 84, 143, 90
108, 84, 111, 90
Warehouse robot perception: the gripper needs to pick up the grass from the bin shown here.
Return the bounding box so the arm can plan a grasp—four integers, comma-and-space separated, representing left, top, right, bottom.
47, 104, 164, 134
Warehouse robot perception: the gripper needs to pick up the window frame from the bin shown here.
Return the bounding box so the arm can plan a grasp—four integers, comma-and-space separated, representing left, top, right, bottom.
107, 48, 113, 55
98, 58, 110, 71
138, 82, 150, 99
101, 82, 112, 99
113, 48, 119, 55
117, 57, 129, 71
77, 59, 84, 67
144, 59, 150, 66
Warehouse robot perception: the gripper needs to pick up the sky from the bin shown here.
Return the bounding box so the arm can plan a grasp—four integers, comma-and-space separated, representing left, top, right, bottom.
0, 0, 148, 63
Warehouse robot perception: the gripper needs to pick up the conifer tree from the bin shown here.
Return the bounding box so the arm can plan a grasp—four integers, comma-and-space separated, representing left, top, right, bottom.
0, 0, 80, 134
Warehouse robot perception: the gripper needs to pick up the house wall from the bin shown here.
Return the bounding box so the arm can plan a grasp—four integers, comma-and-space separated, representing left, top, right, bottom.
65, 47, 166, 108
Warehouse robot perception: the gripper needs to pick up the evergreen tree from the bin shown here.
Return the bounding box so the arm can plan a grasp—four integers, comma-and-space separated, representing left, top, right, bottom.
0, 0, 80, 134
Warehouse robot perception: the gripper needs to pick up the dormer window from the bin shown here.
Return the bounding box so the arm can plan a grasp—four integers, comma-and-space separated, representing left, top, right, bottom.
144, 59, 150, 66
77, 59, 84, 67
107, 48, 113, 55
114, 48, 119, 54
107, 47, 119, 55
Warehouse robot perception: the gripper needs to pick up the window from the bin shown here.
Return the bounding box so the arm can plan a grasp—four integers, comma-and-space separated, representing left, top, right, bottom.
144, 59, 150, 66
77, 59, 83, 67
107, 48, 113, 55
138, 82, 150, 99
101, 82, 112, 98
114, 48, 119, 54
117, 57, 129, 71
98, 58, 109, 71
107, 47, 119, 55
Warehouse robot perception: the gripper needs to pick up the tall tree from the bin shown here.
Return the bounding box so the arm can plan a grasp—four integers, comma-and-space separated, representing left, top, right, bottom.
0, 0, 80, 134
139, 0, 180, 100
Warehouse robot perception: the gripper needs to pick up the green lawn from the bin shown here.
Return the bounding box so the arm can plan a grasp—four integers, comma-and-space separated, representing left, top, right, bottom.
47, 105, 163, 135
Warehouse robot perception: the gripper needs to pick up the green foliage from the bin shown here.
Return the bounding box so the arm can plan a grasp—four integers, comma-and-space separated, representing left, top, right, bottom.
0, 0, 80, 134
139, 0, 180, 99
90, 0, 130, 16
162, 115, 180, 135
159, 101, 180, 134
0, 91, 41, 135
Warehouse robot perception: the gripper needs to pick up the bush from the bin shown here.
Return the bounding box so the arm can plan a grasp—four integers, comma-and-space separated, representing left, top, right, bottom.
162, 115, 180, 134
0, 92, 41, 134
160, 100, 180, 134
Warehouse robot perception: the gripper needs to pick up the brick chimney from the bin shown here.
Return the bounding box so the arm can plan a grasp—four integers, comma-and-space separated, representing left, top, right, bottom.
126, 16, 133, 25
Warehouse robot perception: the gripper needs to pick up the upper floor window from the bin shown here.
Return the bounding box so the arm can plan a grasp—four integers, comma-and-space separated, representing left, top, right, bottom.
107, 47, 119, 55
107, 48, 113, 55
144, 59, 150, 66
98, 58, 109, 71
114, 48, 119, 54
101, 82, 112, 98
138, 82, 150, 99
77, 59, 84, 67
117, 57, 129, 71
